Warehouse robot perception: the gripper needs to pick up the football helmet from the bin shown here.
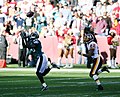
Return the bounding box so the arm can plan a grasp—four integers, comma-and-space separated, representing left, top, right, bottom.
30, 32, 39, 39
84, 33, 94, 43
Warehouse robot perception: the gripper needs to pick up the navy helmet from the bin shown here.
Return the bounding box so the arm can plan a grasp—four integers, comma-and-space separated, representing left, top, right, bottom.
84, 33, 94, 43
30, 32, 39, 39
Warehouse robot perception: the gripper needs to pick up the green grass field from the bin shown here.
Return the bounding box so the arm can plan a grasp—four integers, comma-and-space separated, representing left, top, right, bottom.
0, 64, 120, 97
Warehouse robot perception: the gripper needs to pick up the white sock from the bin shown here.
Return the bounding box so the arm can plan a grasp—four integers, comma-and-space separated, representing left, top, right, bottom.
66, 58, 69, 66
111, 60, 115, 68
96, 80, 101, 85
113, 60, 115, 66
57, 57, 61, 66
93, 75, 101, 85
110, 60, 113, 67
42, 83, 47, 87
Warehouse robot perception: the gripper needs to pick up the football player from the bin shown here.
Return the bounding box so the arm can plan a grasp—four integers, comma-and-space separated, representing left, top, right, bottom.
28, 32, 60, 91
78, 33, 110, 90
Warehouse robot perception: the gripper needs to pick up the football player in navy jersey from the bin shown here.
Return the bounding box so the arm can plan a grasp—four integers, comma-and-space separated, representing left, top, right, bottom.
78, 33, 110, 90
28, 32, 60, 91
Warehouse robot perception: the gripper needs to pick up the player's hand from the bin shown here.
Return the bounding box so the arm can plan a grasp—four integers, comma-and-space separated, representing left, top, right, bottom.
78, 50, 82, 55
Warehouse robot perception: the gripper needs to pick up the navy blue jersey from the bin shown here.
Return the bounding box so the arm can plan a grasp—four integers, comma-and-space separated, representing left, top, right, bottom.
32, 39, 44, 56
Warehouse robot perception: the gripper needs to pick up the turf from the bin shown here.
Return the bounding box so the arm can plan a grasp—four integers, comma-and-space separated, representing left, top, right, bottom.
0, 64, 120, 97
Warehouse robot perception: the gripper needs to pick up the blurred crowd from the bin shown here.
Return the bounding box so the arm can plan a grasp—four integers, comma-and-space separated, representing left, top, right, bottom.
0, 0, 120, 36
0, 0, 120, 68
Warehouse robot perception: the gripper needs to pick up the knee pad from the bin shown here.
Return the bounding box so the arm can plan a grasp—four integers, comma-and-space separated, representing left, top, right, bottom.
89, 73, 99, 81
92, 74, 99, 81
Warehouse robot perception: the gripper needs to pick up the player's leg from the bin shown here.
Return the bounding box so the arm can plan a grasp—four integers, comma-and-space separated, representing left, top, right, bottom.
97, 57, 110, 74
89, 57, 103, 90
36, 55, 48, 91
36, 54, 60, 91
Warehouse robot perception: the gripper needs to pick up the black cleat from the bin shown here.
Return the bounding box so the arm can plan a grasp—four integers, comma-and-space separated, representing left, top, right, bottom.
102, 66, 110, 73
51, 62, 60, 69
97, 85, 104, 91
41, 86, 48, 91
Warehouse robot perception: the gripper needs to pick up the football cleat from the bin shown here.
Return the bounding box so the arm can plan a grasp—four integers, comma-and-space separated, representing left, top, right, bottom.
41, 86, 48, 91
102, 66, 110, 73
51, 62, 60, 69
97, 85, 104, 91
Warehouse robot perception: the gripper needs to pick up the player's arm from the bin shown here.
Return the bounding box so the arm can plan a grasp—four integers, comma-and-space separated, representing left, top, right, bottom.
78, 49, 94, 58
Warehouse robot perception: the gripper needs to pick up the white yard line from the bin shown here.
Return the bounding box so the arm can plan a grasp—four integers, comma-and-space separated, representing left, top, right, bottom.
0, 68, 120, 72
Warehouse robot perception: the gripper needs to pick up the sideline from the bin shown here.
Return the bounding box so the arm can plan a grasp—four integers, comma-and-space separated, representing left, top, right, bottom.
0, 68, 120, 73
